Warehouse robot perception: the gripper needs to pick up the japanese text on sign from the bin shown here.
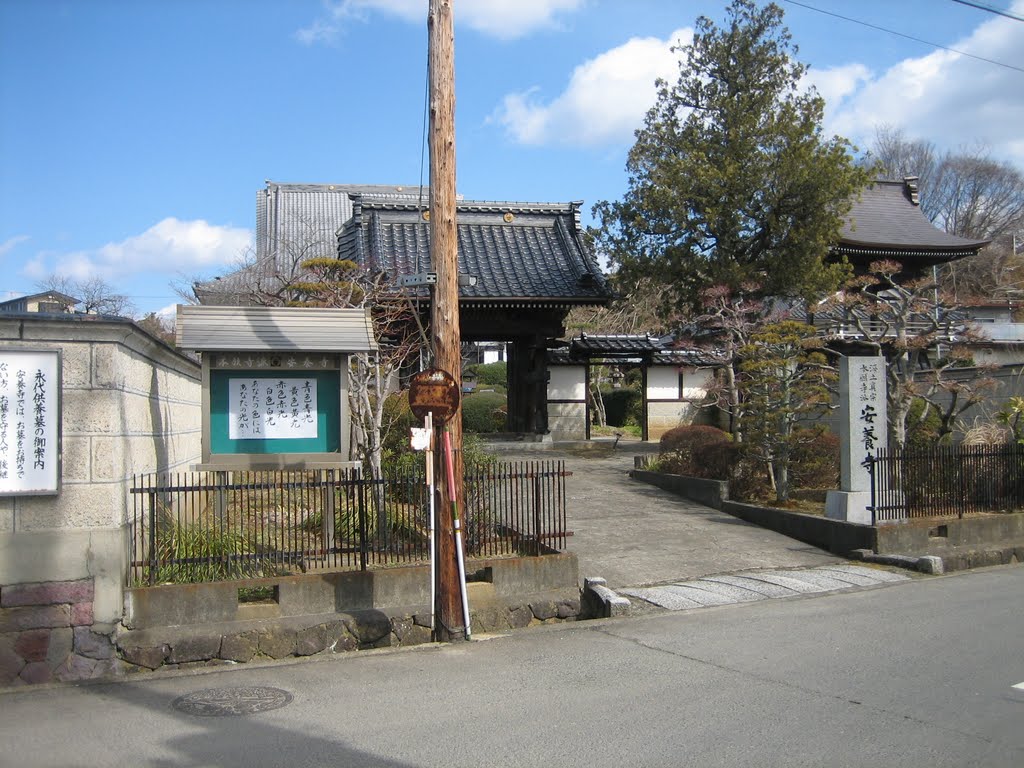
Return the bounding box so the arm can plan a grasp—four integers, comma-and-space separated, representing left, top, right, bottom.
228, 378, 318, 440
856, 359, 883, 459
0, 350, 59, 494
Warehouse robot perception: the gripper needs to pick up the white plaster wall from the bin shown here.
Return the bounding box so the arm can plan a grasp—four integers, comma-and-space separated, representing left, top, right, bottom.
547, 366, 586, 401
646, 367, 679, 400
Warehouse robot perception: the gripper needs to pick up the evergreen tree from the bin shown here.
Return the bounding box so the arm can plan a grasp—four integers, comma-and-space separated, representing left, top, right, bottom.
594, 0, 871, 313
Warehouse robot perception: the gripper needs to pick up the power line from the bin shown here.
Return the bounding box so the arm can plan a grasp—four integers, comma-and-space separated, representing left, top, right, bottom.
780, 0, 1024, 74
950, 0, 1024, 23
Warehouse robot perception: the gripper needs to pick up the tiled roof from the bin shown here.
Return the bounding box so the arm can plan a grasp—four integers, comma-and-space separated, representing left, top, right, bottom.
338, 196, 613, 305
570, 333, 667, 354
548, 333, 725, 367
837, 179, 989, 262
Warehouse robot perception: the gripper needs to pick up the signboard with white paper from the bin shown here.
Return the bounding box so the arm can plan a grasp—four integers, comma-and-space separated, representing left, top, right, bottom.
0, 349, 60, 495
228, 377, 318, 440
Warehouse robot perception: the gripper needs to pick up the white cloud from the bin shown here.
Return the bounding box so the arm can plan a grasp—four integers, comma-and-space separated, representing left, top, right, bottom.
821, 3, 1024, 165
0, 235, 30, 258
296, 0, 584, 44
492, 27, 691, 147
21, 218, 253, 283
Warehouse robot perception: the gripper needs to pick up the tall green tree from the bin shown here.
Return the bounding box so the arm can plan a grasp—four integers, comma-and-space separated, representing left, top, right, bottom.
593, 0, 871, 313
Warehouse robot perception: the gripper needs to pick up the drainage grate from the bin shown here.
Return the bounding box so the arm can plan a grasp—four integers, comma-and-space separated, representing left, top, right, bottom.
172, 686, 293, 717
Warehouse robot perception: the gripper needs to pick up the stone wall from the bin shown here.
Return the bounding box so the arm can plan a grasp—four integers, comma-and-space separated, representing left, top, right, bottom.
114, 553, 582, 674
0, 314, 201, 685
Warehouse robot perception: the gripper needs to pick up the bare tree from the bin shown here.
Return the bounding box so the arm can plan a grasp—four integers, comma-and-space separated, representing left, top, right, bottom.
136, 312, 176, 346
239, 252, 423, 480
929, 148, 1024, 240
867, 125, 938, 196
818, 260, 995, 447
36, 275, 135, 317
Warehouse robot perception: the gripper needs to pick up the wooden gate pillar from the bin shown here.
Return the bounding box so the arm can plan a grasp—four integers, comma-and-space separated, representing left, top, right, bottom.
507, 336, 549, 435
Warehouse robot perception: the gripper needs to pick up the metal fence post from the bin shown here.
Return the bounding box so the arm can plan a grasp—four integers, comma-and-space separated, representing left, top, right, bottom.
147, 485, 157, 586
867, 454, 877, 526
533, 469, 542, 556
358, 470, 368, 572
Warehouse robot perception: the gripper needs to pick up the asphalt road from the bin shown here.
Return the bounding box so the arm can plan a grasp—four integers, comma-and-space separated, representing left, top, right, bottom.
3, 565, 1022, 767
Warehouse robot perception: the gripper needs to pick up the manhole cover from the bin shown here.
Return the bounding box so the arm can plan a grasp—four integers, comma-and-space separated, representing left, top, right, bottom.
172, 686, 293, 717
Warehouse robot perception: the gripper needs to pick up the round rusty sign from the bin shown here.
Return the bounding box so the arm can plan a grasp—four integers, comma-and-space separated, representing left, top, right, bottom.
409, 368, 461, 424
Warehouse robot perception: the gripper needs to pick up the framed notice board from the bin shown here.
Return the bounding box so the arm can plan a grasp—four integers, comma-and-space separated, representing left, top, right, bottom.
209, 369, 341, 455
0, 348, 61, 495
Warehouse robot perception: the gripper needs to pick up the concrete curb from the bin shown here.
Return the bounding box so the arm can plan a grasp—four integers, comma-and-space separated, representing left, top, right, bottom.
582, 577, 631, 618
850, 549, 944, 574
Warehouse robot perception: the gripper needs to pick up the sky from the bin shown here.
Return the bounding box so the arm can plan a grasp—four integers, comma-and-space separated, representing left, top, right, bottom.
1, 0, 1023, 318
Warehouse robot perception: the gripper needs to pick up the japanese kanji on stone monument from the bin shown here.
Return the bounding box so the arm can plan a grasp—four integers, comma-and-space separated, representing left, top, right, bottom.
826, 356, 888, 525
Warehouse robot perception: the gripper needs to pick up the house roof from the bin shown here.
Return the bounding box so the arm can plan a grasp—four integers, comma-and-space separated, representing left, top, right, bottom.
0, 291, 80, 310
176, 305, 377, 352
836, 179, 989, 264
337, 195, 614, 306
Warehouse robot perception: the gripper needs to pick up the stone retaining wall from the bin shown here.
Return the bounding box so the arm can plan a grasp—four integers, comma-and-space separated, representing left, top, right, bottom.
114, 588, 583, 674
0, 315, 201, 685
113, 555, 582, 675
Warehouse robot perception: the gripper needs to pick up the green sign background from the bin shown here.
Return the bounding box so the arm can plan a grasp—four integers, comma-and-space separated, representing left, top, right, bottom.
210, 370, 340, 455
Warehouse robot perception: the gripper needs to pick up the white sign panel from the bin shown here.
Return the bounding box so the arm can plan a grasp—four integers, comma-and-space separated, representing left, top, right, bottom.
228, 378, 318, 440
0, 350, 60, 495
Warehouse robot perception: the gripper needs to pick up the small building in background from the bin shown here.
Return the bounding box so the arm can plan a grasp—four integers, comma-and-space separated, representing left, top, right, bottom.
0, 291, 79, 314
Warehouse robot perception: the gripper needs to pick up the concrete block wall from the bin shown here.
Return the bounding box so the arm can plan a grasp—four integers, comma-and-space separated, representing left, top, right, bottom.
548, 402, 587, 440
0, 315, 201, 686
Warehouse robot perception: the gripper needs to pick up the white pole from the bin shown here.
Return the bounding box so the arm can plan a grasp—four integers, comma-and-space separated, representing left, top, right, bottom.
426, 411, 436, 632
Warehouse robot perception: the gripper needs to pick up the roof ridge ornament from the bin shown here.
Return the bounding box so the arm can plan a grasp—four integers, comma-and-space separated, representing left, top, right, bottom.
904, 176, 920, 205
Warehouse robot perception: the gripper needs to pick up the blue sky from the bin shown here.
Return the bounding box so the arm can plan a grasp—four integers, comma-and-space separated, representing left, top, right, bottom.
2, 0, 1023, 317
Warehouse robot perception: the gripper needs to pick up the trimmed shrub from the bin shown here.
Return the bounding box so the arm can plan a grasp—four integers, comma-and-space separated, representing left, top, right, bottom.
468, 362, 507, 387
906, 397, 944, 450
789, 427, 840, 489
694, 440, 771, 501
462, 391, 507, 433
658, 425, 731, 476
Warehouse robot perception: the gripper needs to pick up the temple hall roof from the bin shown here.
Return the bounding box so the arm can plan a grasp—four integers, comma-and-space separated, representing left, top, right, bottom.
836, 178, 990, 265
337, 195, 614, 307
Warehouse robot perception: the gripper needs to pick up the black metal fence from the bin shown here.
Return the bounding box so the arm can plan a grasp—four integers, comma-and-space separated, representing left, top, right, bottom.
867, 444, 1024, 522
127, 460, 571, 586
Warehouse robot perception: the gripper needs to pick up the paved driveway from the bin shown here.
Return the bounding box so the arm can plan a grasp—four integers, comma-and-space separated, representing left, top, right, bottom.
496, 442, 840, 589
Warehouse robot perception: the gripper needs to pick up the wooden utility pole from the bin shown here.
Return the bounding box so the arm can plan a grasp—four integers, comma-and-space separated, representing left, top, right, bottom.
428, 0, 466, 642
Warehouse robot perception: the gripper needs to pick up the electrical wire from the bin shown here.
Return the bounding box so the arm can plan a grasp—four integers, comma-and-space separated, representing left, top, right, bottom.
780, 0, 1024, 74
951, 0, 1024, 23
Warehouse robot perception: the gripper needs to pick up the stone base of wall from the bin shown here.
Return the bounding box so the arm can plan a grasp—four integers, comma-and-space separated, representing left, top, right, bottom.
113, 588, 582, 674
0, 578, 119, 686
